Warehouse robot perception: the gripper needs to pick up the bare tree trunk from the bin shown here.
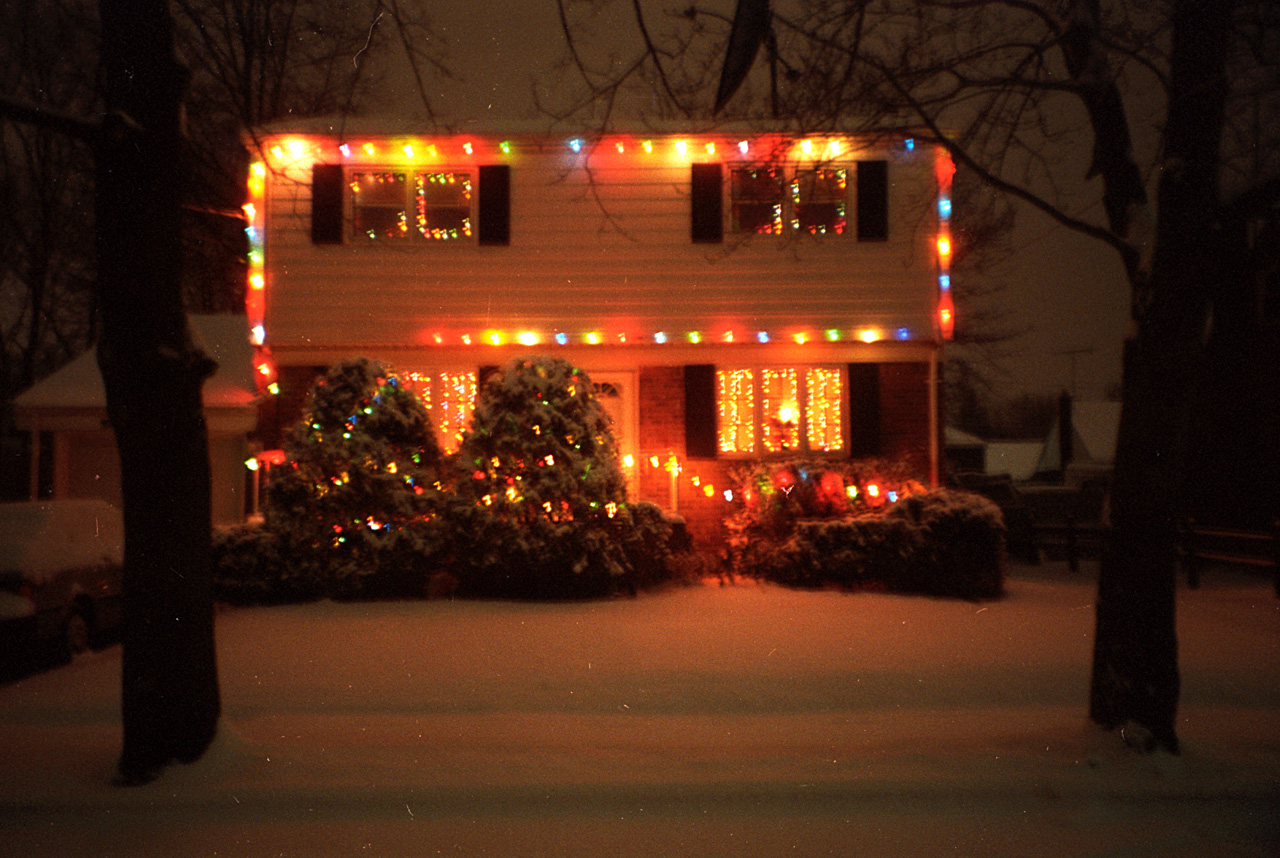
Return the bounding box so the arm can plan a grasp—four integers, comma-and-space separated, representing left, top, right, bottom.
95, 0, 219, 785
1088, 0, 1233, 753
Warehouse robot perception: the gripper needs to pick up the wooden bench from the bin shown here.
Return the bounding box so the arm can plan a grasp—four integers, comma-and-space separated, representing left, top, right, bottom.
1179, 519, 1280, 596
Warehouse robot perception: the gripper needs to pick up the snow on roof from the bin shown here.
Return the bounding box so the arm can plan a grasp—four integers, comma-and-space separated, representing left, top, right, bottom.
985, 441, 1046, 481
13, 315, 258, 413
945, 426, 987, 448
0, 500, 123, 584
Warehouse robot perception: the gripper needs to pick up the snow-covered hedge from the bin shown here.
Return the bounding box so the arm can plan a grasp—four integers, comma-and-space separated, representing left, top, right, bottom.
726, 461, 1005, 599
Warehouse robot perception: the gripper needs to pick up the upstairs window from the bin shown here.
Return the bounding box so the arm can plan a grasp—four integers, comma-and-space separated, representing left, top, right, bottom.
716, 366, 846, 456
416, 172, 473, 240
317, 165, 506, 245
351, 171, 409, 240
731, 167, 784, 234
790, 168, 847, 235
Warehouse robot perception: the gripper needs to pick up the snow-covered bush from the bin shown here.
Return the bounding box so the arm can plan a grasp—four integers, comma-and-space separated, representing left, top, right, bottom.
725, 457, 1005, 598
444, 356, 672, 598
881, 489, 1006, 598
212, 523, 307, 605
264, 358, 444, 598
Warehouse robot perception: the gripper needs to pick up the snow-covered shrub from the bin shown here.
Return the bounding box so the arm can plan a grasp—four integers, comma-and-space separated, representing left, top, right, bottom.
212, 522, 319, 605
264, 358, 444, 598
724, 456, 1005, 598
882, 488, 1006, 598
444, 356, 670, 598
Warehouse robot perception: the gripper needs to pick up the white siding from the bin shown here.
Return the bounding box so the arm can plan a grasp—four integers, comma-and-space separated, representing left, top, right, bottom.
259, 135, 942, 350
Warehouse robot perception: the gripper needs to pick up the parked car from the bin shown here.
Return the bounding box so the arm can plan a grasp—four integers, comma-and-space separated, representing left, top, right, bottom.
0, 500, 124, 664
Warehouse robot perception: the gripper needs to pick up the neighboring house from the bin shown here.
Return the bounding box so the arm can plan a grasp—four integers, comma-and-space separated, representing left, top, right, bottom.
13, 315, 259, 526
246, 124, 955, 547
1035, 399, 1121, 486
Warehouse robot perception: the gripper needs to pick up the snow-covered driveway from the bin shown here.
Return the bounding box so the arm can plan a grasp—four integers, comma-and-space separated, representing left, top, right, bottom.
2, 562, 1277, 857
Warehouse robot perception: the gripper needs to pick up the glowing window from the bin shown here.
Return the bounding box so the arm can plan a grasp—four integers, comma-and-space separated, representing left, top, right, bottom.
790, 168, 847, 235
716, 369, 755, 454
730, 168, 783, 234
350, 172, 408, 239
406, 370, 477, 454
716, 366, 845, 456
416, 172, 472, 240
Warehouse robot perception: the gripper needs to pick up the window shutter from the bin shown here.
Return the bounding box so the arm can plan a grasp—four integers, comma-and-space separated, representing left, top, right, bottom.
311, 164, 344, 244
846, 363, 881, 457
684, 364, 718, 458
856, 160, 888, 242
690, 163, 723, 244
478, 165, 511, 245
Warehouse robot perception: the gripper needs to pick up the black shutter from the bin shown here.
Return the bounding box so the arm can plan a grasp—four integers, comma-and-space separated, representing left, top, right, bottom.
478, 165, 511, 245
311, 164, 344, 244
856, 160, 888, 242
684, 364, 718, 458
690, 163, 723, 244
846, 363, 881, 457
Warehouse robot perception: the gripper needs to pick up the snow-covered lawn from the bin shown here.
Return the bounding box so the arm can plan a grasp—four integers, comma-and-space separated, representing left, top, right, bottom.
2, 561, 1277, 857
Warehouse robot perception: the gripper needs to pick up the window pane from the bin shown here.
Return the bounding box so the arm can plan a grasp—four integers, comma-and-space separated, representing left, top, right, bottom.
350, 172, 408, 239
403, 370, 476, 454
731, 168, 783, 234
716, 369, 755, 454
791, 168, 847, 235
417, 172, 473, 240
435, 371, 477, 453
805, 367, 844, 452
761, 368, 800, 453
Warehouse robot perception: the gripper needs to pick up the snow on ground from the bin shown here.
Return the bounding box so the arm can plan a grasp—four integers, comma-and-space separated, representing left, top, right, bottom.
2, 561, 1277, 857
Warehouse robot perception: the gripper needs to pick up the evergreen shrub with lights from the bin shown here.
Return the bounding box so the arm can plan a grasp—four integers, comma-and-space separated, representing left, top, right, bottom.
725, 460, 1004, 598
260, 357, 445, 598
445, 356, 674, 599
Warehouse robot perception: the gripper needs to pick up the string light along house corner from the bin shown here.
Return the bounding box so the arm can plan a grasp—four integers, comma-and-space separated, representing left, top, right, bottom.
245, 123, 955, 548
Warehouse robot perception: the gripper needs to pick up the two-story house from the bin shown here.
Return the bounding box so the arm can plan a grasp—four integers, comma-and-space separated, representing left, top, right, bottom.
246, 122, 955, 547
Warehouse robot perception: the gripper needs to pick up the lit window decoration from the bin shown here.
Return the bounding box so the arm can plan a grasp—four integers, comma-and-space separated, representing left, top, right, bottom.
416, 172, 472, 240
731, 168, 784, 234
429, 371, 478, 454
805, 367, 844, 452
351, 171, 409, 240
790, 168, 847, 234
716, 369, 755, 454
762, 368, 799, 452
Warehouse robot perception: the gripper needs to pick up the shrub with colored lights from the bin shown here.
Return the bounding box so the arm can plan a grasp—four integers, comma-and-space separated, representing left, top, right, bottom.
444, 356, 674, 598
262, 357, 445, 597
725, 460, 1004, 598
